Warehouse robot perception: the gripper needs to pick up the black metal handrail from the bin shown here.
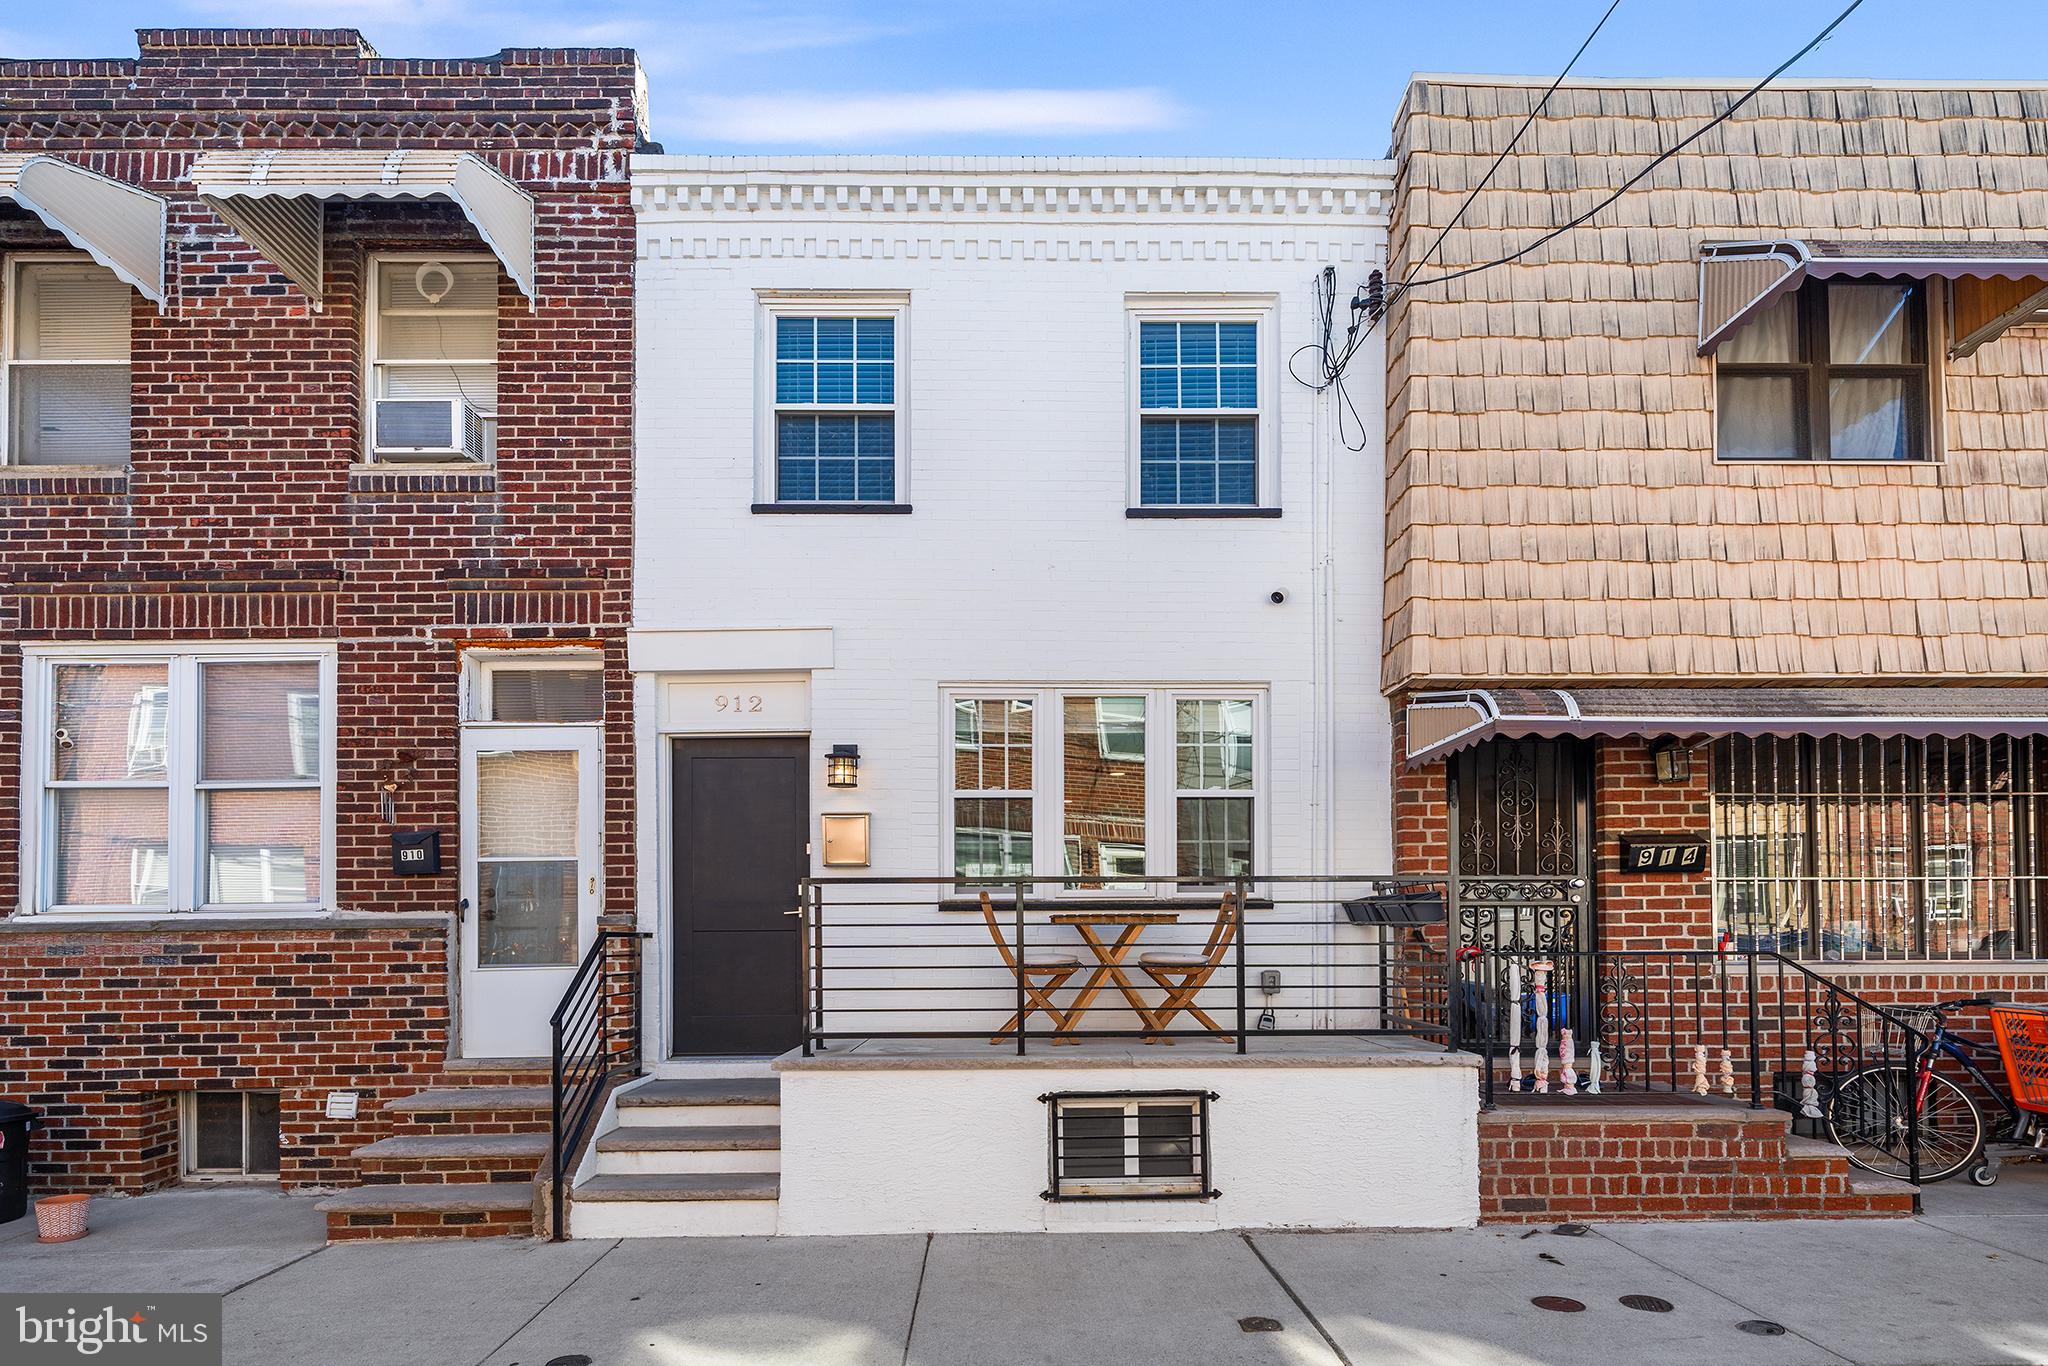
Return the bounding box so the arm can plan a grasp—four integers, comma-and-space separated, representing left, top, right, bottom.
1449, 944, 1930, 1191
797, 874, 1452, 1056
549, 928, 647, 1241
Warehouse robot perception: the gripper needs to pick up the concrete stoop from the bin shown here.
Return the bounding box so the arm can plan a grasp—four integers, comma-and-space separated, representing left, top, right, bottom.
567, 1076, 782, 1237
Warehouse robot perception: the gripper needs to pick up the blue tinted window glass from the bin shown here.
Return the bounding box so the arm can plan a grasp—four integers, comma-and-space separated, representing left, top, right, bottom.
1137, 418, 1257, 506
1217, 322, 1257, 365
816, 460, 857, 500
777, 414, 816, 458
1216, 419, 1257, 460
1179, 366, 1217, 409
856, 415, 894, 459
816, 415, 857, 459
776, 362, 814, 404
776, 317, 814, 360
1178, 461, 1218, 504
856, 317, 894, 360
777, 459, 816, 501
856, 459, 894, 501
1140, 322, 1178, 365
1140, 367, 1178, 409
1140, 461, 1177, 504
857, 363, 894, 404
1177, 419, 1216, 462
1217, 461, 1256, 504
1178, 322, 1218, 365
815, 363, 855, 404
815, 317, 855, 359
1220, 366, 1258, 408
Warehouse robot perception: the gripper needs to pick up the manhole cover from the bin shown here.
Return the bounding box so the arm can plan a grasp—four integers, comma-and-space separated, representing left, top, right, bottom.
1738, 1321, 1789, 1337
1620, 1294, 1673, 1313
1532, 1296, 1586, 1313
545, 1356, 594, 1366
1238, 1316, 1284, 1333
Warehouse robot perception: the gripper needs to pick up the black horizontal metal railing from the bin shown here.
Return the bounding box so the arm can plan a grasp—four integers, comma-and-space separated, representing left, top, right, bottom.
1450, 944, 1930, 1188
797, 874, 1452, 1056
549, 929, 647, 1242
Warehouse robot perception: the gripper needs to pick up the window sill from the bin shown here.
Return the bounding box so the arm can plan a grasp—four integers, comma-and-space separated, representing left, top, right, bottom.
1125, 506, 1280, 519
0, 465, 128, 491
349, 464, 496, 493
0, 909, 453, 933
751, 502, 912, 514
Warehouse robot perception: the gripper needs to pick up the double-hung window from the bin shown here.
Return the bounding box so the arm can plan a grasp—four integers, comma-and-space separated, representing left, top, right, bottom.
27, 646, 336, 913
763, 296, 905, 506
1716, 280, 1933, 461
946, 688, 1262, 889
3, 257, 132, 467
366, 255, 499, 463
1132, 300, 1272, 510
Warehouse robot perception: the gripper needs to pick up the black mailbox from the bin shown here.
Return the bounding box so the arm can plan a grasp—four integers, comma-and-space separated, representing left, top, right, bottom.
391, 830, 443, 876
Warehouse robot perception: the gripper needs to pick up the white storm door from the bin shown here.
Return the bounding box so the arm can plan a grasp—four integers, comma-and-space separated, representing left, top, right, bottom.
459, 725, 602, 1058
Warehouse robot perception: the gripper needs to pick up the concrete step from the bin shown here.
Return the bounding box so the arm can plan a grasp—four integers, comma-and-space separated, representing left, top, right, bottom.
387, 1086, 553, 1114
616, 1078, 779, 1128
354, 1132, 549, 1183
319, 1181, 536, 1241
593, 1125, 780, 1176
567, 1173, 779, 1238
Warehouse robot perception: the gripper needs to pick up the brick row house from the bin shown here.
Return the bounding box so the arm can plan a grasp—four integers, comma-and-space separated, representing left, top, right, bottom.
0, 29, 641, 1235
1385, 76, 2048, 1217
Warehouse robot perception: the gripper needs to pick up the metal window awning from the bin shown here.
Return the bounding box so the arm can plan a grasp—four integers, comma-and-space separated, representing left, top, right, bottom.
189, 149, 536, 309
1698, 239, 2048, 361
1404, 687, 2048, 766
0, 155, 168, 307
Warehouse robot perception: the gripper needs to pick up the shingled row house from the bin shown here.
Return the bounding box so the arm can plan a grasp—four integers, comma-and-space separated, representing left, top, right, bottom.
1386, 76, 2048, 1220
0, 30, 642, 1239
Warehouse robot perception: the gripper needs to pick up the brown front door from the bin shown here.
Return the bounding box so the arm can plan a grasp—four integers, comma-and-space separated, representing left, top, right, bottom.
671, 736, 809, 1056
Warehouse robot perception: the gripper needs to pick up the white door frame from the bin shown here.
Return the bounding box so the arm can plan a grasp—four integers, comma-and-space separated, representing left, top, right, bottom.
458, 723, 603, 1059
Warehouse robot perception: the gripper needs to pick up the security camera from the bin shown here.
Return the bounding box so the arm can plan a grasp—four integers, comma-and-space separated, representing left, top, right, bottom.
1269, 590, 1286, 605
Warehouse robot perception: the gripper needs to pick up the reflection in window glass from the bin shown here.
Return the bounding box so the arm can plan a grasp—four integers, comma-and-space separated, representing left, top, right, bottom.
204, 788, 318, 904
202, 661, 322, 781
1176, 700, 1254, 880
952, 698, 1033, 880
54, 789, 169, 907
1065, 697, 1145, 888
52, 662, 169, 781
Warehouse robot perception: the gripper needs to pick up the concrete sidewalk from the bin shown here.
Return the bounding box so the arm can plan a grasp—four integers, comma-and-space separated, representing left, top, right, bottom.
3, 1174, 2045, 1366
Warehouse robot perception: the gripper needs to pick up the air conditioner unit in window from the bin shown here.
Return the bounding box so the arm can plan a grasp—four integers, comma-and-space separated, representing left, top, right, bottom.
372, 398, 495, 462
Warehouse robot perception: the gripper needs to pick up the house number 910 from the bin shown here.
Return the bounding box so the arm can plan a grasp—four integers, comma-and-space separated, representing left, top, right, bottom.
714, 693, 765, 713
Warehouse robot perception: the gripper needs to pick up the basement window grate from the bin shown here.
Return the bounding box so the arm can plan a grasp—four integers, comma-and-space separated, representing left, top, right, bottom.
1041, 1090, 1217, 1201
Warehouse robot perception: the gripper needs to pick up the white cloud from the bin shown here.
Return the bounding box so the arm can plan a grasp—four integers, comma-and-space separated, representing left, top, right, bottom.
681, 86, 1183, 144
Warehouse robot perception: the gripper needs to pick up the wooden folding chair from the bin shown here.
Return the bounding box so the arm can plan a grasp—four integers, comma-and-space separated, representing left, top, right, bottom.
979, 891, 1081, 1045
1137, 891, 1239, 1042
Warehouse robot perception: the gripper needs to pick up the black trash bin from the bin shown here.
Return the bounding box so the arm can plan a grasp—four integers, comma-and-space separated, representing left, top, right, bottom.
0, 1100, 35, 1225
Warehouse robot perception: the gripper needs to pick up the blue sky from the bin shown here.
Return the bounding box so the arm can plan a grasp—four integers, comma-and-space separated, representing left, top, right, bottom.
6, 1, 2048, 156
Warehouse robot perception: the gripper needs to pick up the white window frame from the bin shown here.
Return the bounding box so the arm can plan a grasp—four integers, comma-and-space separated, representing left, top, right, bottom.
1047, 1092, 1209, 1199
362, 252, 500, 466
1125, 294, 1279, 511
180, 1089, 282, 1181
19, 642, 339, 918
755, 290, 910, 506
459, 647, 607, 726
940, 685, 1268, 897
1, 252, 134, 469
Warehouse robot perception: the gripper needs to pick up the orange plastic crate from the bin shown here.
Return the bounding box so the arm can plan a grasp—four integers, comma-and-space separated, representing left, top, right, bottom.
1989, 1004, 2048, 1117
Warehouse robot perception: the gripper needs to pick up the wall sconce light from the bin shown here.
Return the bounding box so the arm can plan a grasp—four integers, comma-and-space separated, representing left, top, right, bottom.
1651, 739, 1691, 785
826, 744, 860, 789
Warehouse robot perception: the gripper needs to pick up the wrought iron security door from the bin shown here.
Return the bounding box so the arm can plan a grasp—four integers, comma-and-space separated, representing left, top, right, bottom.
1449, 738, 1593, 1039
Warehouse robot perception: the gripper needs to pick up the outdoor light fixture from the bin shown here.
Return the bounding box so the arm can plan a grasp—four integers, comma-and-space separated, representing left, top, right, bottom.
1651, 740, 1691, 785
826, 744, 860, 788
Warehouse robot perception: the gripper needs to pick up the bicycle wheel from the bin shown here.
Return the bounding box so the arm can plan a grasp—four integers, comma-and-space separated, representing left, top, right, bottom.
1826, 1065, 1983, 1183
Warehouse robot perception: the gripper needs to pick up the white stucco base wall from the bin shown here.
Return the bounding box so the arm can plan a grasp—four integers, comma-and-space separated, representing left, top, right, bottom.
772, 1046, 1479, 1235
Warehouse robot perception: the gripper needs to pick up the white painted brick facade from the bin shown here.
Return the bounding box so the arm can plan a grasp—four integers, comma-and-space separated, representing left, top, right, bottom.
632, 155, 1394, 913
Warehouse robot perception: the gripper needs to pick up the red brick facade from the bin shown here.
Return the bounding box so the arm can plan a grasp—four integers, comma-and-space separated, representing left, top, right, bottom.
0, 30, 640, 1192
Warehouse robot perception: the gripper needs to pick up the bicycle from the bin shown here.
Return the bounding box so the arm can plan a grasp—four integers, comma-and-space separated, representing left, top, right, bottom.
1826, 995, 2019, 1186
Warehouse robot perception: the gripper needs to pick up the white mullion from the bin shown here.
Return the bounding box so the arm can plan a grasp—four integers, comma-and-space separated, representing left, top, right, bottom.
169, 655, 201, 913
1035, 689, 1060, 883
1147, 689, 1173, 892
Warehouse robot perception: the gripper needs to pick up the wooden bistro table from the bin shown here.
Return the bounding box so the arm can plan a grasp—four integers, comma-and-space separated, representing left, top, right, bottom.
1047, 911, 1179, 1042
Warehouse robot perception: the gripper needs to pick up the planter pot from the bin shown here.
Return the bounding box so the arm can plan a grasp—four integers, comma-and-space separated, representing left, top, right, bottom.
1341, 889, 1446, 925
34, 1192, 90, 1244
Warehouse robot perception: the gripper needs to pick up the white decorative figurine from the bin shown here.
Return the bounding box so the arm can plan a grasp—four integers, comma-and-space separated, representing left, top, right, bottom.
1507, 961, 1523, 1093
1719, 1048, 1735, 1098
1799, 1048, 1823, 1119
1530, 960, 1553, 1094
1587, 1040, 1603, 1095
1559, 1027, 1578, 1096
1692, 1043, 1710, 1096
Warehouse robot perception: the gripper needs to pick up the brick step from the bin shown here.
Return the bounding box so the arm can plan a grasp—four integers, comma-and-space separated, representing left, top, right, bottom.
354, 1132, 549, 1185
385, 1086, 552, 1136
319, 1181, 536, 1241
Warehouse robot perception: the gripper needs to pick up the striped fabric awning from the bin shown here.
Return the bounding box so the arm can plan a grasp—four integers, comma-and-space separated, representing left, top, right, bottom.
1697, 239, 2048, 361
189, 149, 537, 309
1403, 687, 2048, 766
0, 155, 167, 306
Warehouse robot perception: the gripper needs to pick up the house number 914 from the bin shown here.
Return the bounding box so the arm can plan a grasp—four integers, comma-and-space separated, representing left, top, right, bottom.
714, 693, 765, 713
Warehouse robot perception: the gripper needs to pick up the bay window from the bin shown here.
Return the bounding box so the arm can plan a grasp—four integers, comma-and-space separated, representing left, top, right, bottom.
26, 646, 336, 913
948, 688, 1262, 889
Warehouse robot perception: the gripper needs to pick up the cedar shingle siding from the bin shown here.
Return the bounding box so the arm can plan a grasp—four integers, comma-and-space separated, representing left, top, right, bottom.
1384, 78, 2048, 691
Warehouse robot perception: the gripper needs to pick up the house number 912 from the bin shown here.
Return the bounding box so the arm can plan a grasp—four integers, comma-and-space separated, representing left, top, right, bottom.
714, 693, 765, 714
